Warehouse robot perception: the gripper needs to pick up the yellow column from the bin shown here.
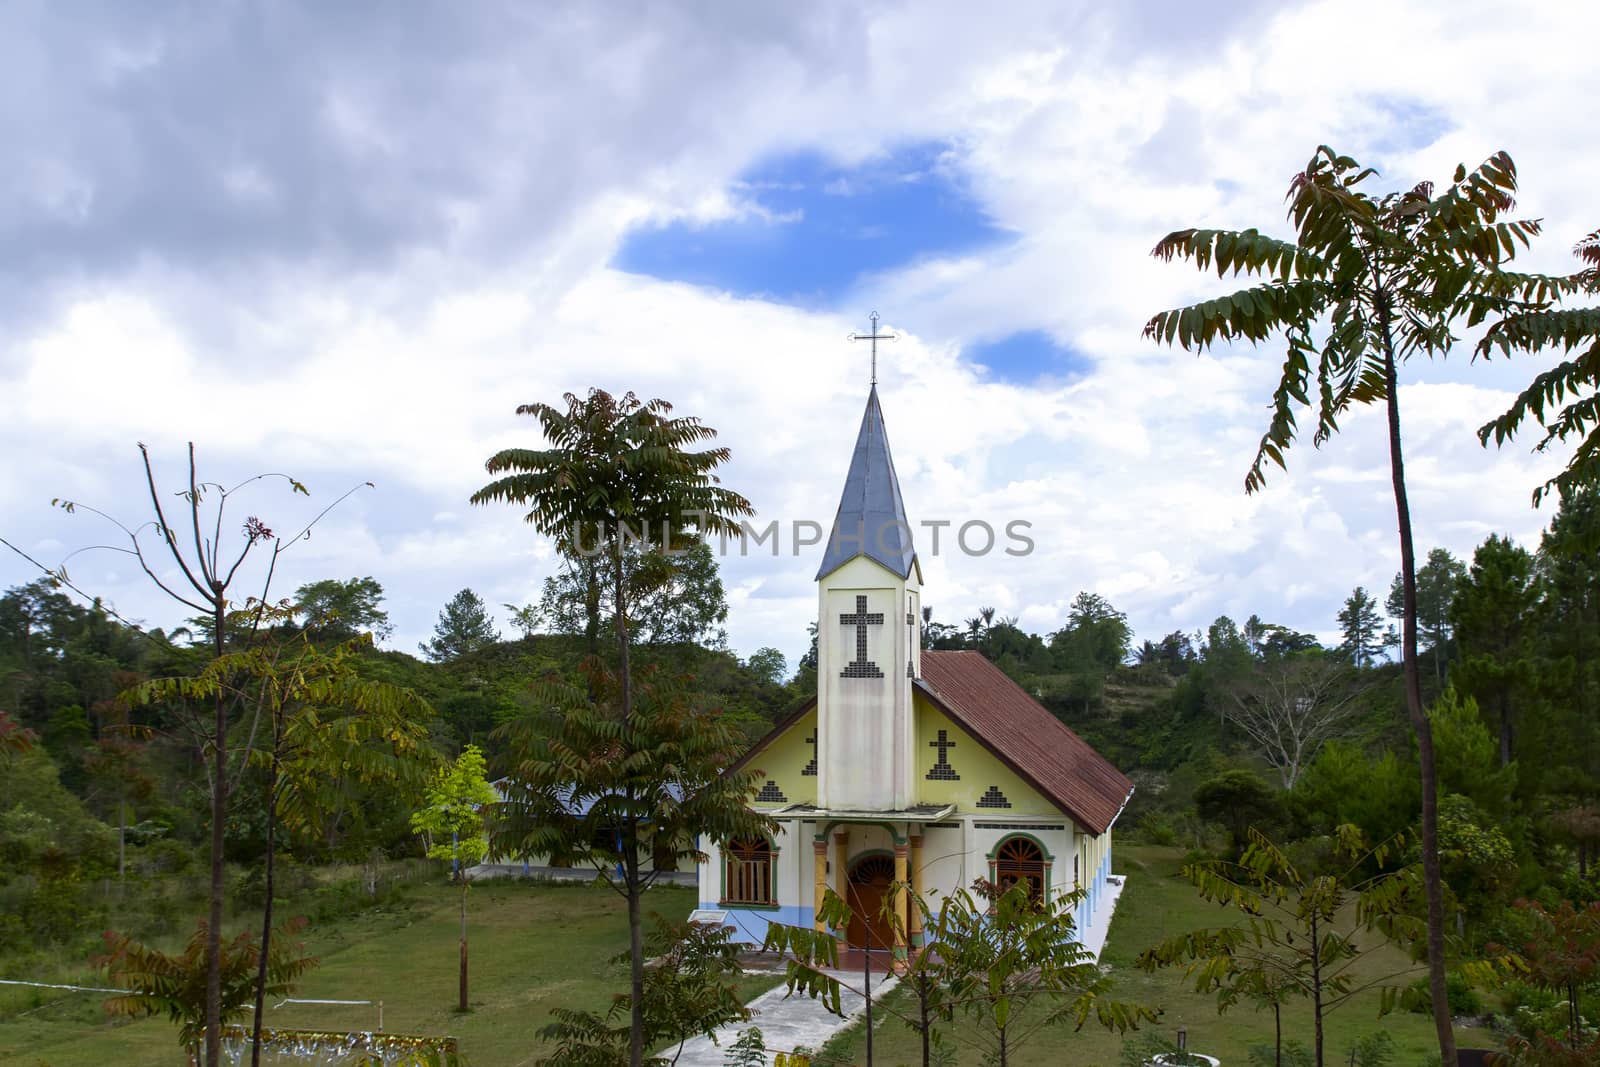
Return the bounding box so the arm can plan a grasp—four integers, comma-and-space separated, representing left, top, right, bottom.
812, 840, 828, 932
893, 843, 909, 964
907, 834, 923, 947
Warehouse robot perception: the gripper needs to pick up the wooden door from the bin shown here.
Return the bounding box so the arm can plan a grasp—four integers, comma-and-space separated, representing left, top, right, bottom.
845, 855, 896, 951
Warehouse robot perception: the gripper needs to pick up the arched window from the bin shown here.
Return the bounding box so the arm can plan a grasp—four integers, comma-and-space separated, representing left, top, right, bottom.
723, 837, 775, 905
995, 836, 1046, 905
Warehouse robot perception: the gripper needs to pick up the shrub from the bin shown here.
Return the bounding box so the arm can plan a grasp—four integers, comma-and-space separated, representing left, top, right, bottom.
1402, 970, 1481, 1016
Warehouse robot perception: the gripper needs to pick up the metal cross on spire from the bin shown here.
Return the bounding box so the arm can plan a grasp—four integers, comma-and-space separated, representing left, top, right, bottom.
850, 311, 897, 385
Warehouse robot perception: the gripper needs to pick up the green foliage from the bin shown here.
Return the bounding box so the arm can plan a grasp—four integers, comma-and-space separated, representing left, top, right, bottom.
471, 388, 754, 555
1247, 1042, 1313, 1067
533, 917, 749, 1066
1487, 899, 1600, 1054
95, 917, 318, 1058
744, 647, 788, 687
1451, 534, 1542, 771
420, 589, 501, 662
1136, 827, 1427, 1067
722, 1027, 766, 1067
1050, 592, 1132, 673
1386, 548, 1466, 684
1338, 587, 1386, 669
1475, 227, 1600, 505
495, 662, 772, 881
536, 539, 731, 652
1429, 690, 1516, 818
768, 881, 1154, 1067
293, 576, 392, 641
1195, 769, 1284, 856
411, 744, 497, 871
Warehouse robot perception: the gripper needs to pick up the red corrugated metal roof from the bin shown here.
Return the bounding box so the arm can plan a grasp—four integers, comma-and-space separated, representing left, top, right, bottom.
918, 650, 1132, 835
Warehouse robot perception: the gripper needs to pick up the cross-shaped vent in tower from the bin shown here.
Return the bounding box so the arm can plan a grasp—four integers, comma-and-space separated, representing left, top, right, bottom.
838, 595, 884, 678
802, 732, 817, 776
926, 728, 960, 781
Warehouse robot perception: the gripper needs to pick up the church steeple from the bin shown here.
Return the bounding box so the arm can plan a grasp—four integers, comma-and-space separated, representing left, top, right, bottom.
814, 381, 922, 812
816, 385, 918, 580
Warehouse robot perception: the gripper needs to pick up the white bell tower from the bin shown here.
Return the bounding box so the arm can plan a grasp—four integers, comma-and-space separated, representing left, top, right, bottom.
814, 384, 922, 812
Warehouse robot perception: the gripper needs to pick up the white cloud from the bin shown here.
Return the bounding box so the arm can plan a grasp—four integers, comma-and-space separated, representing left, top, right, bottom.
2, 0, 1596, 664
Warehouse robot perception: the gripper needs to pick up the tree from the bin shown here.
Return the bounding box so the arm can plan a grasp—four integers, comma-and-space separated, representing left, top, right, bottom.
0, 708, 35, 756
1136, 828, 1425, 1067
420, 589, 500, 662
495, 663, 772, 1065
1535, 486, 1600, 799
51, 444, 366, 1067
536, 538, 730, 652
1337, 587, 1384, 668
1476, 226, 1600, 505
1450, 534, 1541, 769
293, 577, 392, 641
1227, 651, 1364, 788
533, 916, 749, 1066
125, 627, 438, 1063
765, 881, 1154, 1067
1195, 769, 1284, 855
96, 918, 317, 1067
1050, 592, 1131, 672
1385, 548, 1466, 685
1145, 147, 1549, 1066
1487, 899, 1600, 1063
410, 743, 498, 1013
472, 387, 755, 1067
744, 647, 787, 687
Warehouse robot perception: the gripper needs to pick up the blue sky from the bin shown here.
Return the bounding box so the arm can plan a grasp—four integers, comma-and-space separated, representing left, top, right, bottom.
1, 0, 1595, 666
616, 142, 1004, 306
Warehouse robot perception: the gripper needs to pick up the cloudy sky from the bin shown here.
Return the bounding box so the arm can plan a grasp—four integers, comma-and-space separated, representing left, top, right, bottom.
3, 0, 1596, 668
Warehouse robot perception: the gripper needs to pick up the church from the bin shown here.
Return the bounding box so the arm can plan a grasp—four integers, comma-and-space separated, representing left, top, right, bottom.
695, 380, 1133, 960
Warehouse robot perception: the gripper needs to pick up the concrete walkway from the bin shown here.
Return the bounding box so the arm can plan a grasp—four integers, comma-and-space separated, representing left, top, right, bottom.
669, 968, 899, 1067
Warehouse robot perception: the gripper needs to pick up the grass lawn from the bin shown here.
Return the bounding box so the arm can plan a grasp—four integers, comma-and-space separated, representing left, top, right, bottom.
817, 844, 1497, 1066
0, 876, 770, 1067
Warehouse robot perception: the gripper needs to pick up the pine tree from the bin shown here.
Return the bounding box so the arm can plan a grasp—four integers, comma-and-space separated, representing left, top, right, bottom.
1337, 587, 1384, 668
1451, 535, 1541, 769
420, 589, 500, 662
1386, 548, 1467, 685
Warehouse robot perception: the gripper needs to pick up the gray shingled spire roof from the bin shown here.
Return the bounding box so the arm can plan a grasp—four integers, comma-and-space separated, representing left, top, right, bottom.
816, 385, 917, 580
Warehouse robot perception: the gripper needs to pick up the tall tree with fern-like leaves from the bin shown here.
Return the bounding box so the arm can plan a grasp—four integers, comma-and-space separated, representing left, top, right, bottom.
1477, 227, 1600, 505
1144, 147, 1562, 1066
471, 388, 758, 1067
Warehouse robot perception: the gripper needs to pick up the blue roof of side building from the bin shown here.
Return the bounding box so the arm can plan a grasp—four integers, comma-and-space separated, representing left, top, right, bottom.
815, 385, 918, 580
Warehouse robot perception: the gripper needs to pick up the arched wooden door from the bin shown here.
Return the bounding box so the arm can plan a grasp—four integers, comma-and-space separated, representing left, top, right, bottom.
845, 854, 896, 951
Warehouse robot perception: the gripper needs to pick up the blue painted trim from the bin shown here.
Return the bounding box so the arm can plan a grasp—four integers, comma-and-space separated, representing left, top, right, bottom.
699, 903, 814, 947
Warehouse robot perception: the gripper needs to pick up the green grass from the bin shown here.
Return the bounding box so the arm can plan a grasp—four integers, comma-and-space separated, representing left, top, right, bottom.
817, 844, 1496, 1066
0, 876, 771, 1067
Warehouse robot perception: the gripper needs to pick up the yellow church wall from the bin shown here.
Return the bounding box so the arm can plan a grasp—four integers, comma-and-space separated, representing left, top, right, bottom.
743, 709, 818, 808
912, 695, 1055, 815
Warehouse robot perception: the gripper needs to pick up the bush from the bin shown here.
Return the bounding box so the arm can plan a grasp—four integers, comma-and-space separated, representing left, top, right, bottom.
1404, 970, 1482, 1016
1247, 1042, 1311, 1067
1138, 813, 1177, 847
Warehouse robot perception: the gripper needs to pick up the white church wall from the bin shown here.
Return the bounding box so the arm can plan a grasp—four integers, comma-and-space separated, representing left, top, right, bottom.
917, 823, 966, 904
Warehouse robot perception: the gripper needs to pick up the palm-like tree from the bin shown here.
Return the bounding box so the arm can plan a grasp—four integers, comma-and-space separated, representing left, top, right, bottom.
471, 388, 754, 1067
1144, 147, 1567, 1066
